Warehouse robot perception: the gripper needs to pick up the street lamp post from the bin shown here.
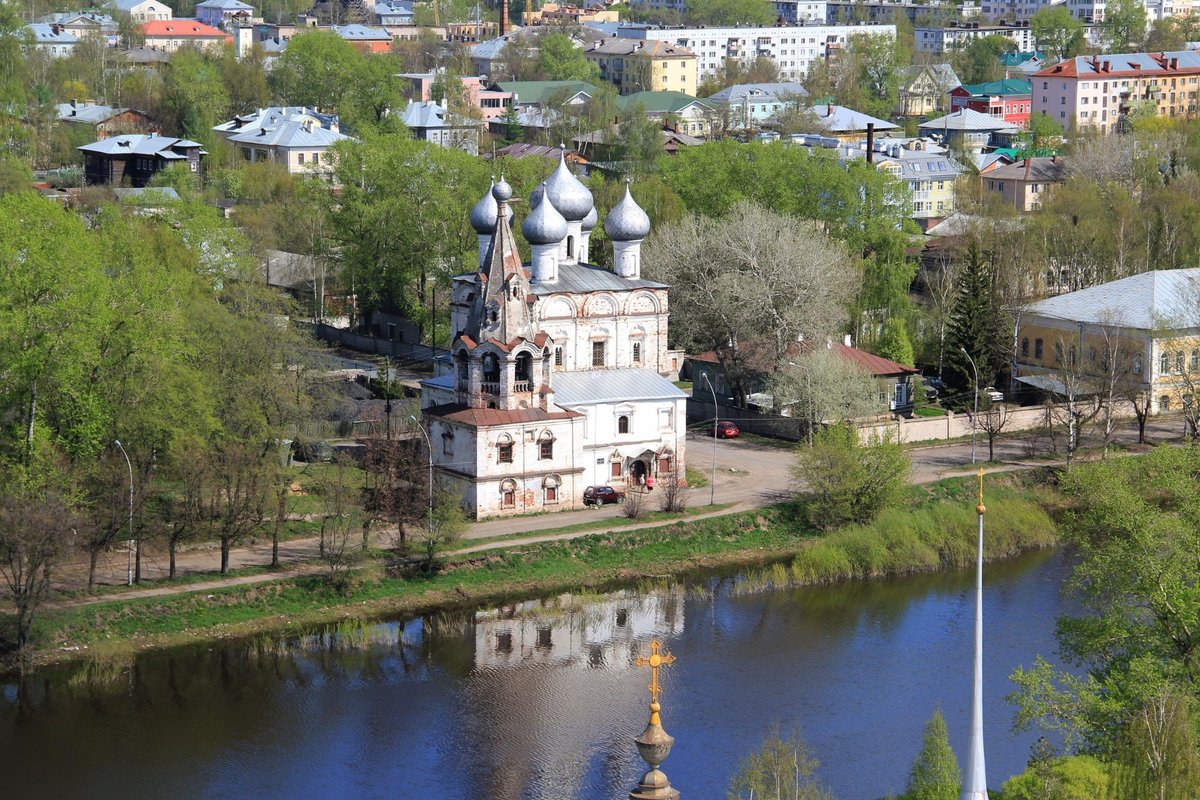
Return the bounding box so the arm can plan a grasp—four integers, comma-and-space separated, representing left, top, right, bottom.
699, 373, 717, 506
114, 439, 134, 586
410, 416, 433, 540
960, 346, 980, 465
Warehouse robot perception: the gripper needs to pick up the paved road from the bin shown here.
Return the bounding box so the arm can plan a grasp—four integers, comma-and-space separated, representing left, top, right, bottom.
59, 416, 1182, 602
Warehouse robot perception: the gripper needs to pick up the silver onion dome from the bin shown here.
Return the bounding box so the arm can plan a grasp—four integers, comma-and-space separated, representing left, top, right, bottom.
581, 203, 598, 233
521, 183, 568, 245
604, 181, 651, 242
470, 180, 499, 233
545, 151, 593, 222
492, 174, 513, 203
529, 182, 544, 210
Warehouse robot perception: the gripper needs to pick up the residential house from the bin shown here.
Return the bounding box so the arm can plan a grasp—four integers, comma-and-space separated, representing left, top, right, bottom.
495, 80, 595, 110
470, 27, 603, 76
950, 79, 1033, 127
421, 163, 686, 518
686, 339, 919, 417
486, 143, 590, 169
334, 24, 393, 53
603, 22, 895, 82
522, 3, 619, 26
112, 0, 172, 23
79, 134, 206, 186
399, 99, 482, 153
38, 12, 118, 44
1001, 50, 1046, 78
571, 125, 701, 163
123, 46, 171, 67
57, 101, 155, 139
1014, 269, 1200, 416
374, 1, 414, 24
399, 71, 515, 120
223, 116, 351, 175
896, 64, 961, 118
870, 139, 965, 229
139, 19, 231, 52
918, 107, 1019, 151
194, 0, 254, 29
1032, 51, 1200, 133
618, 91, 716, 138
22, 23, 79, 57
982, 156, 1066, 211
810, 103, 899, 142
705, 82, 809, 129
584, 38, 697, 97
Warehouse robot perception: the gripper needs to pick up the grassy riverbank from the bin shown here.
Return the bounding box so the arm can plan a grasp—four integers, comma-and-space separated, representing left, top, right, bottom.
9, 471, 1061, 672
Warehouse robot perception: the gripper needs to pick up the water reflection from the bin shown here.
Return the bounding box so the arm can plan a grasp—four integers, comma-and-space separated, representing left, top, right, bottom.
0, 549, 1071, 800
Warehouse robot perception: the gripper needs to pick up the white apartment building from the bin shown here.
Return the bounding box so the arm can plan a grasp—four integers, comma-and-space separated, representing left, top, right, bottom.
774, 0, 829, 23
916, 19, 1103, 53
979, 0, 1065, 21
613, 22, 896, 81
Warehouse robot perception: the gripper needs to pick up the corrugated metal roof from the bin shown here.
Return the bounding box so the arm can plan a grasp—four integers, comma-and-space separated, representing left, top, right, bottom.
1024, 269, 1200, 330
810, 104, 897, 133
424, 403, 580, 426
57, 103, 126, 124
707, 82, 808, 104
79, 134, 203, 156
552, 368, 686, 405
529, 262, 666, 295
227, 119, 350, 147
919, 107, 1017, 132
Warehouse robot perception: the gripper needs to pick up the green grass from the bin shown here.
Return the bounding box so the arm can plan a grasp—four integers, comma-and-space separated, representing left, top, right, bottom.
913, 406, 947, 418
673, 380, 693, 391
14, 473, 1060, 671
684, 465, 709, 487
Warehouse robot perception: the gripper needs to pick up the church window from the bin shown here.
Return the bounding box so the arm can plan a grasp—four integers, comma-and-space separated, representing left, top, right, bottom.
539, 437, 553, 459
618, 415, 630, 434
500, 479, 517, 507
632, 342, 642, 363
1160, 394, 1172, 412
592, 341, 607, 367
611, 461, 622, 478
566, 236, 574, 258
498, 442, 514, 463
1054, 342, 1064, 363
554, 347, 564, 367
482, 353, 500, 383
515, 352, 532, 382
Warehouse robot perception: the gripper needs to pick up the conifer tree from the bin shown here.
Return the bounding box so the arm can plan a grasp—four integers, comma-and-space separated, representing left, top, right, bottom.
906, 709, 961, 800
944, 241, 1007, 403
876, 316, 915, 367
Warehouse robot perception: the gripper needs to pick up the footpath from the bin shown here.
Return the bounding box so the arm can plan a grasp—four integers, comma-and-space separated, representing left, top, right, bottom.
47, 418, 1180, 610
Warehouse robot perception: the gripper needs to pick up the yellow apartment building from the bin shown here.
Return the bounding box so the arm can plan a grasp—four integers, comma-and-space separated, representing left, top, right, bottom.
584, 38, 697, 97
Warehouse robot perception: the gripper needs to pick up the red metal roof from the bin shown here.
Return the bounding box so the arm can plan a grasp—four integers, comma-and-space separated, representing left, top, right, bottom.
423, 403, 581, 427
689, 343, 918, 378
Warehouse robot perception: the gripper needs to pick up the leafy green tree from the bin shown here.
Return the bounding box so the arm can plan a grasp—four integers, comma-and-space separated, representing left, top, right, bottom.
688, 0, 776, 26
616, 103, 662, 177
0, 155, 30, 195
906, 709, 960, 800
950, 34, 1015, 85
269, 29, 361, 109
161, 48, 230, 140
499, 103, 523, 145
342, 53, 407, 134
1015, 112, 1065, 157
1102, 0, 1147, 53
1002, 751, 1110, 799
768, 348, 881, 444
536, 33, 600, 82
728, 725, 833, 800
875, 316, 915, 367
218, 42, 270, 115
791, 423, 909, 529
1109, 692, 1200, 800
1031, 6, 1085, 60
943, 241, 1007, 401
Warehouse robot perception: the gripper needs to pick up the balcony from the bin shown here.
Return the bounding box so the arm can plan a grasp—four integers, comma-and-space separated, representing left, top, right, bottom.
513, 381, 533, 393
481, 381, 500, 394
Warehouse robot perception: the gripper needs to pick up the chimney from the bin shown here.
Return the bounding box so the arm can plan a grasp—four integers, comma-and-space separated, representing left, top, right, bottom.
500, 0, 509, 36
827, 101, 833, 116
865, 121, 874, 163
1024, 157, 1032, 179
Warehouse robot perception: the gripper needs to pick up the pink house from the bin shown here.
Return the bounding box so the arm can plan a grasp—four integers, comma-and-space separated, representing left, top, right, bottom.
400, 72, 515, 121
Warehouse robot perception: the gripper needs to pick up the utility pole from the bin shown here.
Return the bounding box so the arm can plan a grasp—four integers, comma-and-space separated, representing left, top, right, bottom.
114, 439, 134, 586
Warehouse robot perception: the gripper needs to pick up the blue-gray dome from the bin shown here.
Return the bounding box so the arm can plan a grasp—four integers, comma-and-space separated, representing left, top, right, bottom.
470, 180, 498, 233
521, 184, 568, 245
492, 174, 513, 202
545, 152, 593, 222
604, 182, 651, 242
529, 183, 544, 210
581, 203, 598, 233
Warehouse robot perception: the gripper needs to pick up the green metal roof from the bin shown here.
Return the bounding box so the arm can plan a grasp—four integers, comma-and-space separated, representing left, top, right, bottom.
494, 80, 595, 106
617, 90, 713, 114
959, 79, 1032, 97
999, 51, 1044, 66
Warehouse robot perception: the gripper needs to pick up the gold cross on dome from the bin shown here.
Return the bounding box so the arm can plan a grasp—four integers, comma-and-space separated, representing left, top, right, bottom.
635, 640, 676, 705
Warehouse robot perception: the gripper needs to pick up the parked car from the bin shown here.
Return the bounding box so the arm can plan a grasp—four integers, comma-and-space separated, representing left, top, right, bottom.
919, 378, 941, 402
983, 386, 1004, 403
707, 420, 740, 439
583, 485, 625, 506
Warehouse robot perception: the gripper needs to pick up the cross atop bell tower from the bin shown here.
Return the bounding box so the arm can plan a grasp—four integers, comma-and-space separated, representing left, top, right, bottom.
629, 640, 681, 800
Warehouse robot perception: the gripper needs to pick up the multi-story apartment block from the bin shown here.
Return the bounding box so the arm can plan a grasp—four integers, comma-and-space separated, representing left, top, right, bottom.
980, 0, 1063, 21
1032, 51, 1200, 132
584, 38, 698, 96
916, 19, 1103, 53
774, 0, 829, 23
610, 22, 896, 82
827, 0, 980, 24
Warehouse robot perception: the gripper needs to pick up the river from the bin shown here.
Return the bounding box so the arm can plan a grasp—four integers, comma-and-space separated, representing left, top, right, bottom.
1, 548, 1074, 800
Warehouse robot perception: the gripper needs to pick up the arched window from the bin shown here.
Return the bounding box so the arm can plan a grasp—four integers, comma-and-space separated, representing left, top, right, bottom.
1192, 349, 1199, 372
482, 353, 500, 383
543, 474, 561, 504
1133, 355, 1143, 375
1020, 338, 1029, 358
515, 351, 532, 383
538, 432, 554, 460
455, 351, 469, 387
1161, 352, 1171, 374
500, 479, 517, 508
618, 415, 630, 434
497, 434, 514, 464
1177, 351, 1186, 373
566, 236, 574, 259
1160, 395, 1172, 412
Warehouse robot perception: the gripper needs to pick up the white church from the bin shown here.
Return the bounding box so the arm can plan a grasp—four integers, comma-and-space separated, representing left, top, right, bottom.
419, 157, 687, 519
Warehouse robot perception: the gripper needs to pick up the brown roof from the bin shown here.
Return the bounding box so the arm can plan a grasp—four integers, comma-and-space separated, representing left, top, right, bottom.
986, 156, 1067, 183
423, 403, 581, 427
690, 342, 918, 378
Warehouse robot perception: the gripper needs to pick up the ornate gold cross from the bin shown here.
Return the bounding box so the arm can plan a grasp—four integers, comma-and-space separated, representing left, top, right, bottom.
635, 640, 676, 705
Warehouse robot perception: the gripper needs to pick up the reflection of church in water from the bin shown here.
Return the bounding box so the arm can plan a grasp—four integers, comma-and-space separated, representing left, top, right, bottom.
420, 159, 687, 519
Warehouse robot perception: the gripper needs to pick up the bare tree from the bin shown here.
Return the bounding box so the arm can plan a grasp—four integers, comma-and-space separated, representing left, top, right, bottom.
206, 441, 271, 575
363, 434, 427, 553
0, 487, 77, 653
978, 398, 1011, 462
643, 203, 857, 408
1046, 332, 1104, 468
658, 469, 687, 513
622, 486, 646, 520
767, 348, 881, 445
414, 488, 467, 573
314, 455, 361, 587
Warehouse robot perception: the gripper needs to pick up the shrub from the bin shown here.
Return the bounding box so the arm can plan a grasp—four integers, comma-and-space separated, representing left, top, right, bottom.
792, 423, 910, 529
